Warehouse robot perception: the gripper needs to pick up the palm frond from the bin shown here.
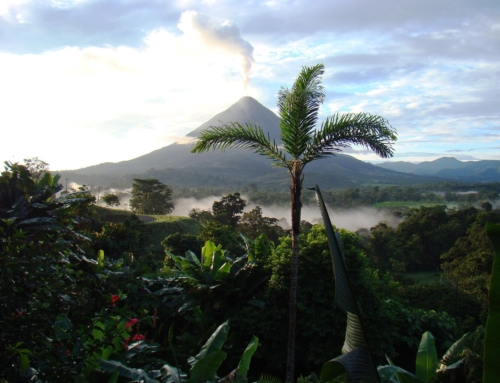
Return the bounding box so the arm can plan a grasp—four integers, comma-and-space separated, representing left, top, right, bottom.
278, 63, 325, 158
301, 112, 397, 164
191, 122, 291, 170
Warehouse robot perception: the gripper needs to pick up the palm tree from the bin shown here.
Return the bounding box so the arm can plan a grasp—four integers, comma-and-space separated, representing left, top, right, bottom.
191, 63, 397, 382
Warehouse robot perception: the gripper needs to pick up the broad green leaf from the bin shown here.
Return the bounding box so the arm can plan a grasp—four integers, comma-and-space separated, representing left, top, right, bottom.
92, 329, 104, 341
123, 341, 159, 359
97, 250, 105, 268
215, 262, 231, 281
237, 336, 259, 380
185, 250, 201, 266
211, 248, 225, 278
94, 321, 105, 330
322, 347, 379, 383
313, 185, 380, 382
342, 312, 367, 354
377, 365, 422, 383
188, 350, 227, 383
100, 346, 113, 360
311, 185, 358, 314
160, 363, 187, 383
251, 234, 271, 263
19, 353, 29, 373
98, 359, 157, 383
415, 332, 438, 382
484, 223, 500, 383
179, 259, 198, 277
191, 321, 229, 362
381, 356, 423, 383
39, 172, 53, 187
439, 329, 481, 369
202, 241, 217, 269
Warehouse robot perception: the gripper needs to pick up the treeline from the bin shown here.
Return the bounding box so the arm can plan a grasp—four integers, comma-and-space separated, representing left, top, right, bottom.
168, 182, 500, 208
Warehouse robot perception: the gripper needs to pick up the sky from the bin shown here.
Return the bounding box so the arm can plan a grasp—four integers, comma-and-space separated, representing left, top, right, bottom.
1, 0, 499, 171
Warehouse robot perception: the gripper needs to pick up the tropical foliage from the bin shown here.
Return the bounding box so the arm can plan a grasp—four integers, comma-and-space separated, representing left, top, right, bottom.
2, 158, 498, 382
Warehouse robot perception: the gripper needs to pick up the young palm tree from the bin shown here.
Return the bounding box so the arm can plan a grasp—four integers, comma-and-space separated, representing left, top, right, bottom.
191, 63, 397, 382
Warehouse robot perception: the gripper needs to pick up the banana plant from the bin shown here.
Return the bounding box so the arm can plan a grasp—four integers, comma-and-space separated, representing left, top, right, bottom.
169, 241, 243, 284
99, 321, 259, 383
378, 331, 437, 383
378, 328, 487, 383
310, 185, 379, 383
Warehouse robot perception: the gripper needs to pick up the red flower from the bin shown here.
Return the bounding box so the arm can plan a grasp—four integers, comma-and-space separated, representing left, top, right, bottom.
125, 318, 138, 328
66, 349, 71, 356
131, 334, 145, 342
123, 337, 131, 350
110, 295, 119, 306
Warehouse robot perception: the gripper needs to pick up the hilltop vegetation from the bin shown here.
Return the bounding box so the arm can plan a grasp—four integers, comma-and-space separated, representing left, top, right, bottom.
2, 159, 499, 382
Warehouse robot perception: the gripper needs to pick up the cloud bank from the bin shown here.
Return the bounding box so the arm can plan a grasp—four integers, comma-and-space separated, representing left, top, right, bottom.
1, 0, 499, 168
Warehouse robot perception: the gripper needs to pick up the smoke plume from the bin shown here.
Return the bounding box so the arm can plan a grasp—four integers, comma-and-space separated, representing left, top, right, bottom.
178, 11, 254, 94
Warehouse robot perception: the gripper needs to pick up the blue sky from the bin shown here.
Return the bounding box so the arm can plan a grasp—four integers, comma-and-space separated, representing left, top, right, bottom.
1, 0, 499, 170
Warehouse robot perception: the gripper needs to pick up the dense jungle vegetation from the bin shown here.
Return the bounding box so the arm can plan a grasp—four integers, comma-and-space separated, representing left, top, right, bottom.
1, 160, 498, 382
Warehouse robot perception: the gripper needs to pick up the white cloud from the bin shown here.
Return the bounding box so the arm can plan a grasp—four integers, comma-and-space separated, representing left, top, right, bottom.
0, 0, 30, 20
0, 11, 255, 170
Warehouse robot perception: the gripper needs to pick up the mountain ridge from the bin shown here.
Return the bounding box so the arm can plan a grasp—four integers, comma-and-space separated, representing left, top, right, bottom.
59, 97, 448, 190
377, 157, 500, 182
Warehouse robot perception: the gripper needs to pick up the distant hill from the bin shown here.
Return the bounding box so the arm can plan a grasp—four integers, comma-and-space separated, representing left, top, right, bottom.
377, 157, 500, 182
59, 97, 438, 190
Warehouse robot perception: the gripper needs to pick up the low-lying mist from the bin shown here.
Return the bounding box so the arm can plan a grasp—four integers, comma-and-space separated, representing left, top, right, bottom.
174, 195, 400, 232
90, 190, 400, 231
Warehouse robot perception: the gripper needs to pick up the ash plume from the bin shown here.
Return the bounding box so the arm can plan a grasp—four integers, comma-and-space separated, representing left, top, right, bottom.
178, 11, 254, 94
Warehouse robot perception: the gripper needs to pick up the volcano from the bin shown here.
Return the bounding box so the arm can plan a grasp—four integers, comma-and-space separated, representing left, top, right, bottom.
65, 97, 431, 190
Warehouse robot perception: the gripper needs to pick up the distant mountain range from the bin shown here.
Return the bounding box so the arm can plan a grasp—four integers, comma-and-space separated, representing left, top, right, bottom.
59, 97, 486, 190
376, 157, 500, 182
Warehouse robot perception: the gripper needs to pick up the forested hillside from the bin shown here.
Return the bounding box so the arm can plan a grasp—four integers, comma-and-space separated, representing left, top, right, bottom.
1, 161, 498, 382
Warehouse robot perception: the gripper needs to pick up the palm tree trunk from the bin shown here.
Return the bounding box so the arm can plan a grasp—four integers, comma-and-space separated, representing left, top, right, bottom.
286, 162, 302, 383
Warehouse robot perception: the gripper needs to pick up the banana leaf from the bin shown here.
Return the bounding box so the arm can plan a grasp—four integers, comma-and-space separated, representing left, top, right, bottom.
377, 365, 421, 383
312, 185, 379, 383
98, 359, 158, 383
215, 262, 232, 281
160, 364, 187, 383
237, 335, 259, 382
202, 241, 218, 270
342, 312, 367, 354
382, 356, 423, 383
484, 223, 500, 383
322, 347, 378, 383
187, 321, 229, 383
188, 351, 227, 383
439, 331, 478, 369
415, 332, 438, 382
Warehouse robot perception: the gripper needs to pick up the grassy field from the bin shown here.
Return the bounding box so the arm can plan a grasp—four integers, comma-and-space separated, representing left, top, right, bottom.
405, 271, 444, 285
95, 206, 201, 248
147, 216, 201, 248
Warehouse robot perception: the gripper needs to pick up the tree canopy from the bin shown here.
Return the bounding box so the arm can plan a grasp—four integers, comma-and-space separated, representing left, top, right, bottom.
102, 192, 120, 207
212, 192, 246, 227
129, 178, 174, 215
